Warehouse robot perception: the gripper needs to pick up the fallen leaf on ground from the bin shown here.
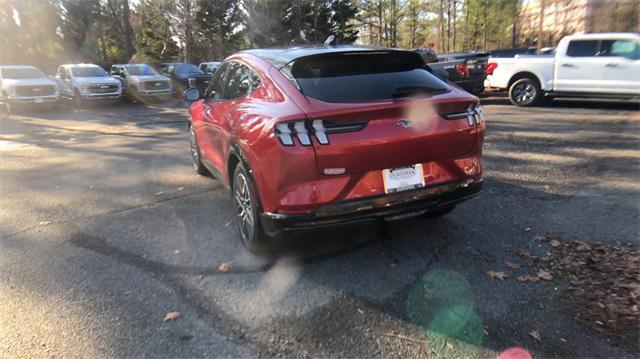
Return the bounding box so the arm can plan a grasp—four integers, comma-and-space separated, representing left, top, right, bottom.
163, 311, 182, 321
155, 191, 165, 196
39, 221, 51, 226
516, 275, 539, 282
357, 308, 364, 315
486, 271, 509, 280
550, 240, 561, 247
576, 244, 590, 251
537, 269, 553, 281
517, 250, 530, 258
218, 262, 232, 272
505, 261, 521, 269
177, 187, 184, 191
529, 330, 542, 342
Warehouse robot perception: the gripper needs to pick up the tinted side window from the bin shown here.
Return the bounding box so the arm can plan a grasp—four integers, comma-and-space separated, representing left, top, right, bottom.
207, 62, 229, 99
220, 62, 260, 100
598, 39, 639, 58
566, 40, 599, 57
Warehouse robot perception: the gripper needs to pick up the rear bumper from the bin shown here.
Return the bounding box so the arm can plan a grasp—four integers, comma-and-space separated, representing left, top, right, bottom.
453, 78, 486, 93
260, 179, 482, 236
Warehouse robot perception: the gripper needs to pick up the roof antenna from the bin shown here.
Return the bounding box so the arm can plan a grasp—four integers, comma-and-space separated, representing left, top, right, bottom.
323, 35, 336, 46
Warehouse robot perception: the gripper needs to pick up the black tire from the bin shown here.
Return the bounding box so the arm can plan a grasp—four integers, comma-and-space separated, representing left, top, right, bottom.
189, 125, 209, 176
1, 92, 11, 113
423, 204, 456, 218
508, 78, 542, 106
232, 162, 269, 253
73, 89, 84, 108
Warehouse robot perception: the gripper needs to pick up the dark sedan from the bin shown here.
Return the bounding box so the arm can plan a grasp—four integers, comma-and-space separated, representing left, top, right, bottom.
159, 63, 212, 97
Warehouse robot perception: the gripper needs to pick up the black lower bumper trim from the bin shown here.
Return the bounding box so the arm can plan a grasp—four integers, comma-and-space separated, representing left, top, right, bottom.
260, 180, 482, 236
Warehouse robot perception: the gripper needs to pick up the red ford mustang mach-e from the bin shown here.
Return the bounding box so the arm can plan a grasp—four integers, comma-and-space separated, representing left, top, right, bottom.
186, 46, 485, 251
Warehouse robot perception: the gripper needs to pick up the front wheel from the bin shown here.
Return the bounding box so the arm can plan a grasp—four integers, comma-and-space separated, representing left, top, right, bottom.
232, 163, 268, 252
1, 93, 11, 113
73, 89, 84, 108
509, 78, 542, 106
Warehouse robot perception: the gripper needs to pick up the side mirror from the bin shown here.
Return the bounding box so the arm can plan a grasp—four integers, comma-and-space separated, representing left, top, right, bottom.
184, 87, 201, 101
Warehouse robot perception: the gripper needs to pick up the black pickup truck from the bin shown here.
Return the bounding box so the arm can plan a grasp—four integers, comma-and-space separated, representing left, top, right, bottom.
414, 48, 488, 95
159, 63, 212, 97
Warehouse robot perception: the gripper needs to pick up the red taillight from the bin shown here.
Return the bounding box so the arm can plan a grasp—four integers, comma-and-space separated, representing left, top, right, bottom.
275, 119, 367, 146
455, 63, 469, 77
486, 62, 498, 75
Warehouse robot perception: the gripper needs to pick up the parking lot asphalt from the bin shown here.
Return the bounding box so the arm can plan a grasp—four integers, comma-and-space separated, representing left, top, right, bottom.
1, 97, 638, 358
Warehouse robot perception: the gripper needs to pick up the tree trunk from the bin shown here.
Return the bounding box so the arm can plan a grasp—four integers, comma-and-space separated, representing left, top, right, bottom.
537, 0, 545, 50
452, 0, 457, 51
482, 0, 488, 50
121, 0, 134, 60
183, 0, 194, 62
463, 0, 469, 51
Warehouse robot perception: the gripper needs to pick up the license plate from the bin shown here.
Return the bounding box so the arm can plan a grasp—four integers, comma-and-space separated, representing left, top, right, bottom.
382, 164, 425, 194
35, 98, 44, 103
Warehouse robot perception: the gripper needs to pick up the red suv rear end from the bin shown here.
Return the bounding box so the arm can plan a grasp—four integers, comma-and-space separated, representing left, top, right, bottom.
187, 46, 485, 251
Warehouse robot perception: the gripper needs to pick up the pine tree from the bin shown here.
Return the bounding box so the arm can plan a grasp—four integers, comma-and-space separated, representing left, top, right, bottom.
134, 0, 179, 64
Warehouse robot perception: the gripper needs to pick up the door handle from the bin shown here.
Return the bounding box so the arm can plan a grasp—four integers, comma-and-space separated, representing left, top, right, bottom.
605, 63, 619, 67
561, 63, 575, 68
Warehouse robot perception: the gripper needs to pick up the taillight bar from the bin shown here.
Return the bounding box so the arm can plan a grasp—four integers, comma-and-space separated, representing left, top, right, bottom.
275, 119, 367, 146
443, 104, 484, 126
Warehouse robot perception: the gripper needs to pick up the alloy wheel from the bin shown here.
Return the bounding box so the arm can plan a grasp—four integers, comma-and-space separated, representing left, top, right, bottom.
233, 172, 255, 243
512, 81, 537, 105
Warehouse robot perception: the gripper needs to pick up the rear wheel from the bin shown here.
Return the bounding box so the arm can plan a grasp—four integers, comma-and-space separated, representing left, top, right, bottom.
232, 162, 268, 252
189, 125, 209, 176
423, 204, 456, 218
509, 78, 542, 106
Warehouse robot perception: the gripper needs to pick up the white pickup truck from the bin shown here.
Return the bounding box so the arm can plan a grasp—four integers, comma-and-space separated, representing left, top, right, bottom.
54, 64, 121, 107
485, 33, 640, 106
0, 65, 59, 112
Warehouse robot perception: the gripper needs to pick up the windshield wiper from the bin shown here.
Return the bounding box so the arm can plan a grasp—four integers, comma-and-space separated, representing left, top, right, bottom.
391, 85, 448, 98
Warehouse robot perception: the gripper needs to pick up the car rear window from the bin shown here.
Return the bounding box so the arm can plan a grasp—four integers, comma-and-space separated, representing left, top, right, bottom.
286, 52, 450, 103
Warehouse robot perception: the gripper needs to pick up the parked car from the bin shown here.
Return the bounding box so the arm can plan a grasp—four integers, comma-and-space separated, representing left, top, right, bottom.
485, 32, 640, 106
159, 62, 212, 96
54, 64, 121, 107
109, 64, 173, 102
0, 65, 59, 112
184, 46, 485, 251
198, 61, 221, 75
415, 48, 489, 95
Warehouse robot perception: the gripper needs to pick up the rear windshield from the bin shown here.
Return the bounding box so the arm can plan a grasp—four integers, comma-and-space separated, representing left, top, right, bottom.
287, 52, 450, 103
1, 67, 46, 79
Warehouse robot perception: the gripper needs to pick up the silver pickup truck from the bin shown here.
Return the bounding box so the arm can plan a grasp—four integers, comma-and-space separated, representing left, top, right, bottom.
109, 64, 173, 102
54, 64, 121, 107
0, 65, 59, 112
